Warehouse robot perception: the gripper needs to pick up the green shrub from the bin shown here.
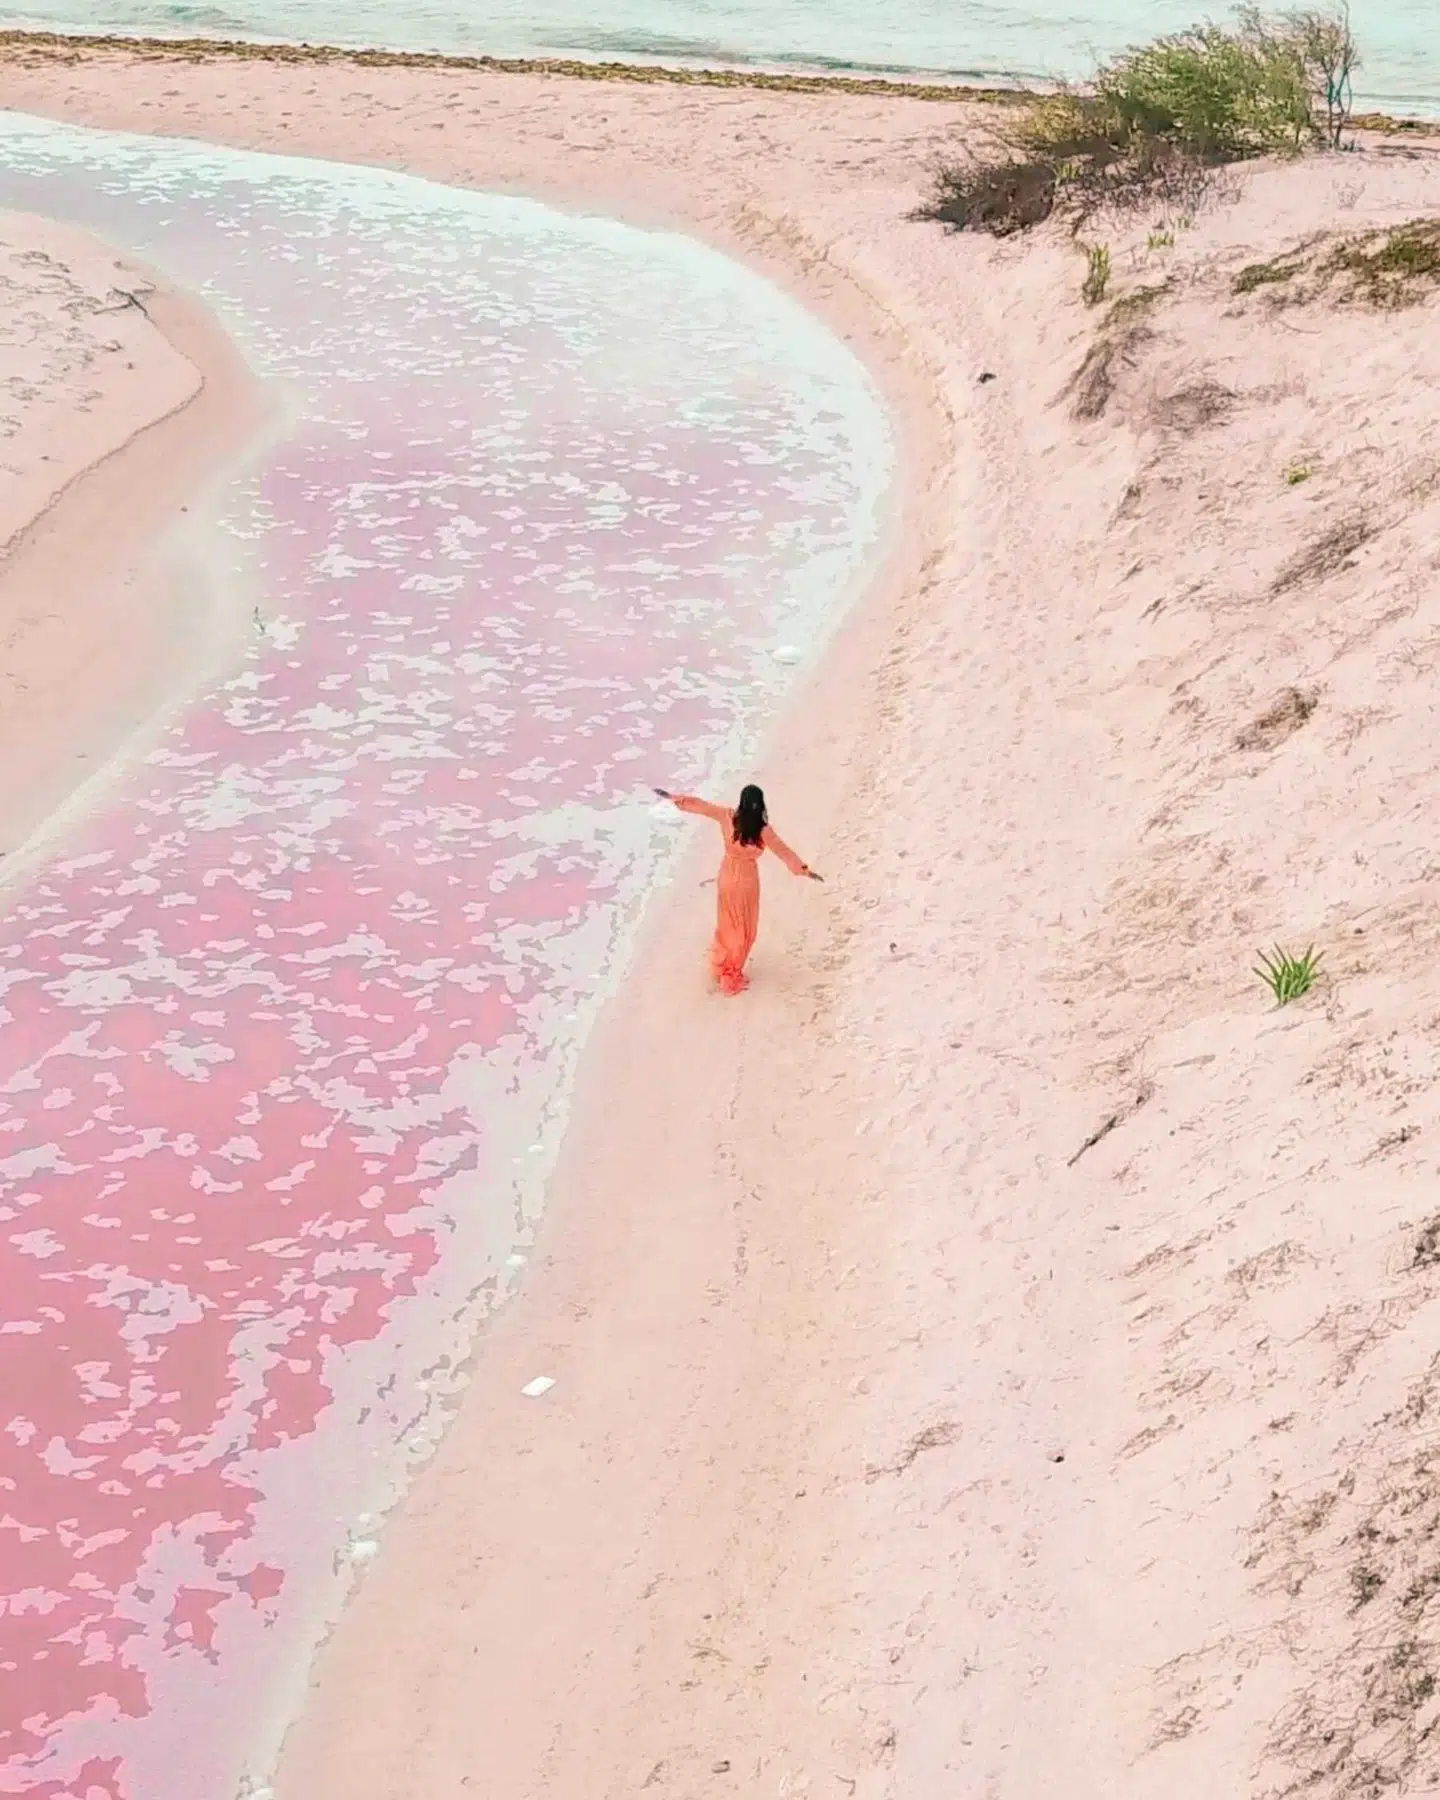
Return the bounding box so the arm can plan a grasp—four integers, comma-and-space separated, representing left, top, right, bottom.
1097, 18, 1313, 159
919, 5, 1359, 238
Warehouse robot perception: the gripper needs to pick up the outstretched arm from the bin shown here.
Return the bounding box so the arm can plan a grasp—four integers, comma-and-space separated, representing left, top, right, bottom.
762, 825, 822, 880
654, 788, 730, 824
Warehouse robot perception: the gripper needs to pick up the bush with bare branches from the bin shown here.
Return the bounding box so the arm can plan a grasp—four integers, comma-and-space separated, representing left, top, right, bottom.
1281, 2, 1360, 149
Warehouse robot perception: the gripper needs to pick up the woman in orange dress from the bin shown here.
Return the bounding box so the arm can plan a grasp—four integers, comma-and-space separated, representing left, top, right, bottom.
654, 783, 822, 995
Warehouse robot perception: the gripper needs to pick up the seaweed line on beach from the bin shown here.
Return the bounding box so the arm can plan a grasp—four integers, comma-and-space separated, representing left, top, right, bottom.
0, 29, 1021, 105
0, 28, 1438, 131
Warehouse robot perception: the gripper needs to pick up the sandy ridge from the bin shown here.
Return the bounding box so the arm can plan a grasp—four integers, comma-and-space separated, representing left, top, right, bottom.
0, 210, 199, 551
0, 207, 271, 867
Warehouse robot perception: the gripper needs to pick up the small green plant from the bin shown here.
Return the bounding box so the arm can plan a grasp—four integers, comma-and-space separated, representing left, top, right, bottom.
1255, 944, 1323, 1005
1148, 226, 1176, 250
1083, 242, 1112, 304
1285, 460, 1315, 484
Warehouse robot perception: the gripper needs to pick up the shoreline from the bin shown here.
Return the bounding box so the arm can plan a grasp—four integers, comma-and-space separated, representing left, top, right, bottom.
0, 211, 272, 869
0, 28, 1437, 131
270, 213, 947, 1800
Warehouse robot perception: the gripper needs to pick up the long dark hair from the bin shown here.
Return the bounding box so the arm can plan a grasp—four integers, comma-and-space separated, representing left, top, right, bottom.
733, 783, 768, 847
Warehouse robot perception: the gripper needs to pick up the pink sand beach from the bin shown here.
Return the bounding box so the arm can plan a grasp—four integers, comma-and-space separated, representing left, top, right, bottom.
3, 34, 1440, 1800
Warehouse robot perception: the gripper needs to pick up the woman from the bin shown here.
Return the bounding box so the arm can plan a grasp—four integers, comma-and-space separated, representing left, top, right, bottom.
654, 783, 822, 995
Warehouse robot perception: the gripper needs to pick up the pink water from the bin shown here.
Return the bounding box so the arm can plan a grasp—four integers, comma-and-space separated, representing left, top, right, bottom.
0, 120, 891, 1798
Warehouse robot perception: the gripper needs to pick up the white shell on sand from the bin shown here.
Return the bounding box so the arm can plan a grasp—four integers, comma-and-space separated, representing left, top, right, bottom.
521, 1376, 556, 1398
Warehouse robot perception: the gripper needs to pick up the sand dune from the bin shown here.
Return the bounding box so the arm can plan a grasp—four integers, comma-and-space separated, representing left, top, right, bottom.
821, 155, 1440, 1799
3, 41, 1440, 1800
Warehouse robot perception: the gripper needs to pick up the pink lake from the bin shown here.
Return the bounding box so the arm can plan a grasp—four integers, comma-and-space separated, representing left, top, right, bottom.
0, 116, 892, 1799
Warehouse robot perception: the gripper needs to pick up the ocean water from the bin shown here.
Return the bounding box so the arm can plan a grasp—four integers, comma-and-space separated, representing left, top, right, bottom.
0, 115, 891, 1800
3, 0, 1438, 113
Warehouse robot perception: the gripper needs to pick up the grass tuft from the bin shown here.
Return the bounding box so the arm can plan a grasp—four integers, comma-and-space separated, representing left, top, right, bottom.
1255, 944, 1323, 1005
1104, 283, 1171, 326
1324, 218, 1440, 307
1082, 242, 1113, 304
1233, 245, 1315, 293
1234, 220, 1440, 310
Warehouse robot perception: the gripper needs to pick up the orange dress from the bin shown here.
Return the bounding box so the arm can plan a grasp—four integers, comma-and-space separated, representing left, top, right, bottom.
673, 796, 809, 994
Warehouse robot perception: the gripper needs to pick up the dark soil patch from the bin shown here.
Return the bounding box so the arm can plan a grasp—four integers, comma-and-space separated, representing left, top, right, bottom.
1067, 324, 1152, 421
1154, 379, 1237, 433
1271, 514, 1376, 593
1236, 686, 1320, 751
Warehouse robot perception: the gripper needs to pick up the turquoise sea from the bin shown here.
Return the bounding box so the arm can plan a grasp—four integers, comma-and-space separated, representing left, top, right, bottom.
3, 0, 1437, 115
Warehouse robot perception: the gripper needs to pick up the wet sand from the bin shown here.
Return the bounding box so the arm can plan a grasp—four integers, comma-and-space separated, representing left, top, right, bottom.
4, 40, 1440, 1800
